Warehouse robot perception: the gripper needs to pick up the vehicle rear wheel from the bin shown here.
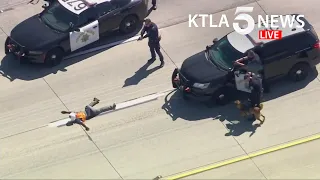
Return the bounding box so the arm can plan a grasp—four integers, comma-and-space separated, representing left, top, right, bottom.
288, 63, 310, 82
213, 87, 230, 106
45, 48, 64, 67
119, 15, 139, 34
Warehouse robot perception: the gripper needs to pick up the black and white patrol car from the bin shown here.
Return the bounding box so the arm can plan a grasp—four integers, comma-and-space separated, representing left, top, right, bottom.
5, 0, 149, 66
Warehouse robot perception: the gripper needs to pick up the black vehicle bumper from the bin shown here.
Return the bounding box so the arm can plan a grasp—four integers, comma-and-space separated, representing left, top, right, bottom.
5, 37, 45, 63
171, 68, 214, 101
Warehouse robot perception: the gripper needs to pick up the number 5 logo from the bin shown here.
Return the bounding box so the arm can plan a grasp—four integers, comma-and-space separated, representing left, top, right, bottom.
233, 7, 255, 35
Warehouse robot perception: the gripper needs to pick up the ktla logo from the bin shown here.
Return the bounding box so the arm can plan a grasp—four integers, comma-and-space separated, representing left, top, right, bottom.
234, 7, 305, 40
188, 7, 306, 40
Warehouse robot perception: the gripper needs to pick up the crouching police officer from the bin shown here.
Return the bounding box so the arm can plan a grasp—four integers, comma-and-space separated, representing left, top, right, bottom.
138, 18, 164, 67
61, 98, 116, 131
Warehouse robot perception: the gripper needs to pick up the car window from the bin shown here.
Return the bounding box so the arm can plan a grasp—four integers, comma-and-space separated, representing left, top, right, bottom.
258, 32, 317, 60
77, 8, 98, 26
289, 33, 317, 50
208, 36, 244, 70
96, 2, 117, 16
40, 1, 79, 32
257, 38, 291, 60
310, 27, 319, 39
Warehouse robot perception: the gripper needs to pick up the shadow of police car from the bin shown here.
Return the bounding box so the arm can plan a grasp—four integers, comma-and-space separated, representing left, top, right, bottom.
4, 0, 149, 67
172, 14, 320, 106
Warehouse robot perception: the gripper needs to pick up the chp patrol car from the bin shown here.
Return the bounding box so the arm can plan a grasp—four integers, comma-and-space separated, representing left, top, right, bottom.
5, 0, 149, 66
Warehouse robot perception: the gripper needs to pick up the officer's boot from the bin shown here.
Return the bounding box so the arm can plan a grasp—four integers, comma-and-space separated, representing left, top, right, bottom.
93, 97, 100, 103
112, 103, 116, 110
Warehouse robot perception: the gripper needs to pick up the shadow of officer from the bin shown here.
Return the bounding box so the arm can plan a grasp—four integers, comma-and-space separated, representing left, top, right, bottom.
138, 18, 164, 68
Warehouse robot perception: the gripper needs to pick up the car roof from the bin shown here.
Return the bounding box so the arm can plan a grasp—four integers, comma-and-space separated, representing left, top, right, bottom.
227, 14, 306, 53
58, 0, 112, 15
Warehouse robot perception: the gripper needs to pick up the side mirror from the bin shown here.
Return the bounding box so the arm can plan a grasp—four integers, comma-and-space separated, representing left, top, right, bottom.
212, 38, 218, 43
74, 28, 80, 32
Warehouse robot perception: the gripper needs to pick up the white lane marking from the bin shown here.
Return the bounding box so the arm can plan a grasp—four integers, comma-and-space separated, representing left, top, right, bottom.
48, 88, 175, 128
64, 35, 140, 59
48, 118, 71, 127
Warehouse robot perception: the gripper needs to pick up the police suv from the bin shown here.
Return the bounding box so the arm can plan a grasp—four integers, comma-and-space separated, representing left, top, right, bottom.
172, 14, 320, 105
5, 0, 148, 66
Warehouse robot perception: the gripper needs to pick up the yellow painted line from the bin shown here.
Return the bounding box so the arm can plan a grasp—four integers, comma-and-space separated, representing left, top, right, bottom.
164, 133, 320, 180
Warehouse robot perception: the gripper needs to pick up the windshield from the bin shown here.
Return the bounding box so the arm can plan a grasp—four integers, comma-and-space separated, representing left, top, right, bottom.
207, 36, 244, 70
40, 2, 79, 32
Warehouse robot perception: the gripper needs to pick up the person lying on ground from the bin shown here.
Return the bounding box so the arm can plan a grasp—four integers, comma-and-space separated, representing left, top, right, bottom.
61, 98, 116, 131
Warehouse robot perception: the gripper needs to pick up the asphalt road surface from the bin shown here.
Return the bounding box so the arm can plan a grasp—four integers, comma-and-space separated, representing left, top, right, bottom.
1, 0, 320, 179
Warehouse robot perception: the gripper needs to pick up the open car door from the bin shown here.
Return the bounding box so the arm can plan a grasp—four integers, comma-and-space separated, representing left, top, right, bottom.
234, 70, 263, 93
234, 70, 252, 93
69, 20, 100, 52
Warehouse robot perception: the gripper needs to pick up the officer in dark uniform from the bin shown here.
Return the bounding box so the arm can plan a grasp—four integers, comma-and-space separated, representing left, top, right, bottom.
244, 72, 263, 121
138, 18, 164, 67
152, 0, 157, 10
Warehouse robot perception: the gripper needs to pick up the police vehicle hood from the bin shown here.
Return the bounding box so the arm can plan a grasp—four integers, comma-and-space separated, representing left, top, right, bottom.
10, 15, 65, 49
180, 51, 228, 83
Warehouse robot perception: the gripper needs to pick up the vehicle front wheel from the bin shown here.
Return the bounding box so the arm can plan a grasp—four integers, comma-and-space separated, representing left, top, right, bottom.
213, 88, 230, 106
119, 15, 139, 34
45, 48, 64, 67
288, 63, 310, 82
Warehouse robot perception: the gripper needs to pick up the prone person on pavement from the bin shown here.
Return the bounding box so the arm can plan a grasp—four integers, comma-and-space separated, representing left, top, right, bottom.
61, 98, 116, 131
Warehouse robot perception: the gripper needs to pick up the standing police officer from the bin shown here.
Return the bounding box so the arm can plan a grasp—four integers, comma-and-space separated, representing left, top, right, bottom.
138, 19, 164, 67
245, 72, 263, 107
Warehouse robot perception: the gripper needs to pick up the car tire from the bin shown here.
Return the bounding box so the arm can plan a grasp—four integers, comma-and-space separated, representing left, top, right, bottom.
171, 69, 179, 88
288, 63, 310, 82
213, 87, 229, 106
45, 48, 64, 67
119, 15, 139, 34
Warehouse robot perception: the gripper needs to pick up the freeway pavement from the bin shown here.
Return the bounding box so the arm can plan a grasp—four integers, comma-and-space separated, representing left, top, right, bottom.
1, 0, 320, 179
